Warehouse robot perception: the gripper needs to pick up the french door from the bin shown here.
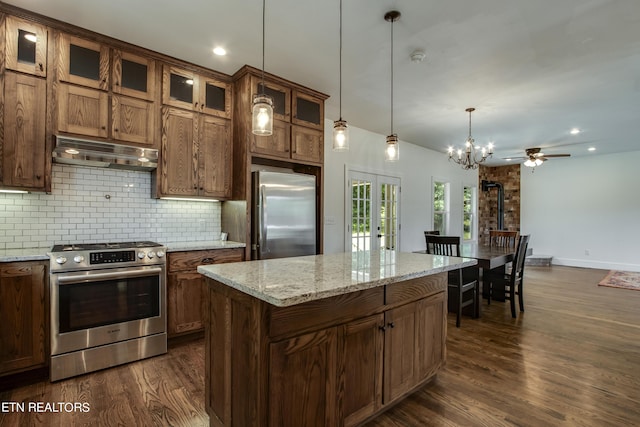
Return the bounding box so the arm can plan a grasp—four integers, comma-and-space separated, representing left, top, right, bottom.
346, 171, 401, 252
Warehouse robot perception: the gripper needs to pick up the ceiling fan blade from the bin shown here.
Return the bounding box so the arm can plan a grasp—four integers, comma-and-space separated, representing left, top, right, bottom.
543, 154, 571, 158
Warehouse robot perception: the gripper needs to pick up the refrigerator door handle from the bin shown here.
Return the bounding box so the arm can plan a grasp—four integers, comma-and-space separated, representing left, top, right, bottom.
258, 186, 267, 258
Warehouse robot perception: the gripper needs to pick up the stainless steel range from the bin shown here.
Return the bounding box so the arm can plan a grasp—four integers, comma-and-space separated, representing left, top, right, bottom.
48, 241, 167, 381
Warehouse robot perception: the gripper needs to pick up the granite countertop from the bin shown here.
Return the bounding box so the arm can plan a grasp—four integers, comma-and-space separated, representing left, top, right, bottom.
0, 247, 51, 263
198, 250, 477, 307
0, 241, 246, 262
164, 240, 246, 252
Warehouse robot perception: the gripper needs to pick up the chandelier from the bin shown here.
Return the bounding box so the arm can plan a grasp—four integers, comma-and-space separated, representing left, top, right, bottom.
447, 107, 494, 170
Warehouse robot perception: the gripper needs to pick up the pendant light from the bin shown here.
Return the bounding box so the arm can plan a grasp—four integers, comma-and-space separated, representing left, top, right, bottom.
252, 0, 273, 136
384, 11, 400, 162
332, 0, 349, 151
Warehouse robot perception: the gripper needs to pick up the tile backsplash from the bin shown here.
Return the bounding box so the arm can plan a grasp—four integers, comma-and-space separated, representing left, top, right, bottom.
0, 164, 221, 249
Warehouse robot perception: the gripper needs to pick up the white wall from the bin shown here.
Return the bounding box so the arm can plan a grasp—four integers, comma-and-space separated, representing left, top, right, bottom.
323, 120, 478, 254
0, 164, 221, 249
521, 150, 640, 272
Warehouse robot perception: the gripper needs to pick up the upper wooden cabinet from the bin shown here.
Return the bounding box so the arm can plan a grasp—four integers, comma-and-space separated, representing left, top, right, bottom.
292, 90, 323, 130
57, 33, 109, 90
250, 75, 290, 122
4, 16, 48, 77
1, 72, 48, 190
156, 106, 232, 199
233, 66, 327, 167
55, 33, 157, 147
162, 65, 231, 119
112, 49, 156, 101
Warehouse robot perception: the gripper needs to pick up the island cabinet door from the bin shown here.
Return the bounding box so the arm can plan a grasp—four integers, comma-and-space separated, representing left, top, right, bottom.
269, 327, 338, 427
337, 314, 384, 427
383, 301, 417, 404
415, 292, 446, 383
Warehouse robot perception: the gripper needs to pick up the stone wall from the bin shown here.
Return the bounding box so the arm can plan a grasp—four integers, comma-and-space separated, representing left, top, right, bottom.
478, 164, 520, 245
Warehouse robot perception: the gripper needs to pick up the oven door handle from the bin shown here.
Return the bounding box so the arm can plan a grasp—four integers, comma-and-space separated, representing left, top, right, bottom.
56, 267, 164, 284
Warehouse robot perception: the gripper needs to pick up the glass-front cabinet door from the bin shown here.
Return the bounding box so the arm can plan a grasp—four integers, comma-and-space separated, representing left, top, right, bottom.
57, 34, 109, 90
162, 65, 197, 111
250, 75, 290, 122
4, 16, 48, 77
292, 90, 324, 130
112, 49, 156, 101
199, 76, 231, 118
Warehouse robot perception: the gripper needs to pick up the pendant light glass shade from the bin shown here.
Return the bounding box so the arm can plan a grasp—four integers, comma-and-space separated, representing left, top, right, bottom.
385, 134, 399, 161
333, 119, 349, 151
252, 0, 273, 136
252, 95, 273, 135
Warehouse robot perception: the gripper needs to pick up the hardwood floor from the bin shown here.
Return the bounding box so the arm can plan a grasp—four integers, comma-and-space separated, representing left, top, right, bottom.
2, 266, 639, 426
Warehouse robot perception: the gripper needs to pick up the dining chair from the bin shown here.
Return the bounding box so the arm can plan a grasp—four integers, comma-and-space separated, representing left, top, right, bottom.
489, 230, 519, 249
490, 234, 530, 317
425, 234, 478, 327
423, 230, 440, 248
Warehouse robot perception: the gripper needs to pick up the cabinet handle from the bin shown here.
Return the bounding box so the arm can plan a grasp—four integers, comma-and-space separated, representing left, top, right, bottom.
202, 258, 214, 264
101, 126, 106, 130
195, 102, 199, 108
387, 322, 395, 328
38, 63, 43, 71
378, 325, 386, 332
36, 175, 41, 180
114, 128, 119, 132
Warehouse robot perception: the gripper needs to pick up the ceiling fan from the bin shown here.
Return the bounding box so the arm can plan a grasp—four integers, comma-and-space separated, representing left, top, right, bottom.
506, 147, 571, 168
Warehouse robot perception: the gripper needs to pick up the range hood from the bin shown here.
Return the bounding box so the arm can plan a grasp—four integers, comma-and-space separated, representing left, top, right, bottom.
53, 136, 158, 171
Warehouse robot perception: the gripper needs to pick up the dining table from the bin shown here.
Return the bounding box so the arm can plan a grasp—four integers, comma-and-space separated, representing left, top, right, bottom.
414, 242, 527, 317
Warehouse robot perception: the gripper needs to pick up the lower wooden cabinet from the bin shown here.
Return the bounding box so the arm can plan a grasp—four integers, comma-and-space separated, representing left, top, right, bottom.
204, 273, 447, 427
167, 248, 243, 338
270, 328, 338, 427
0, 261, 47, 376
338, 314, 384, 427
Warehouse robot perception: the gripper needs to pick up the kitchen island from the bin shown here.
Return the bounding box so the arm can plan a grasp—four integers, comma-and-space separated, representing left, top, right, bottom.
198, 250, 476, 427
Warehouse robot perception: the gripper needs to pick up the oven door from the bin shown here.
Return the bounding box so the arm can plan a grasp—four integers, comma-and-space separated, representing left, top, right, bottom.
50, 265, 166, 356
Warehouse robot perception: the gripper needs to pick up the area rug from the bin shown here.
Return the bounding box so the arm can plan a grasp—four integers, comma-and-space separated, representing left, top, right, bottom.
598, 270, 640, 291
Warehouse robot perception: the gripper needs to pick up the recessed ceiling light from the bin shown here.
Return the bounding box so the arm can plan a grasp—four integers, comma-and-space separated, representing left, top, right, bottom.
213, 47, 227, 56
570, 128, 581, 135
505, 158, 512, 161
588, 147, 596, 151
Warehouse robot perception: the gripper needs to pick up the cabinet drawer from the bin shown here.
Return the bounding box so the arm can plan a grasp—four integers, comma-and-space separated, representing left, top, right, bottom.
168, 248, 244, 272
385, 273, 447, 306
269, 287, 384, 338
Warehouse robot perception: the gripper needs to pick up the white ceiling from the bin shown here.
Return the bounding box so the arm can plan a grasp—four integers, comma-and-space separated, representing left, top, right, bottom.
9, 0, 640, 166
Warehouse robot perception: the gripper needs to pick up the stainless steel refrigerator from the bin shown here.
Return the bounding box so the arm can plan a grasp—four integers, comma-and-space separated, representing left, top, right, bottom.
252, 170, 317, 259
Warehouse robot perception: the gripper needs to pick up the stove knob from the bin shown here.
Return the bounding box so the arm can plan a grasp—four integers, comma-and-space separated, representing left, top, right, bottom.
137, 251, 146, 259
73, 255, 85, 263
156, 250, 166, 258
55, 256, 67, 265
147, 251, 156, 259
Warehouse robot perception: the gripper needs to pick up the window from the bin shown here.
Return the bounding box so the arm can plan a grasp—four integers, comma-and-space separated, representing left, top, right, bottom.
463, 186, 477, 241
433, 180, 449, 235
